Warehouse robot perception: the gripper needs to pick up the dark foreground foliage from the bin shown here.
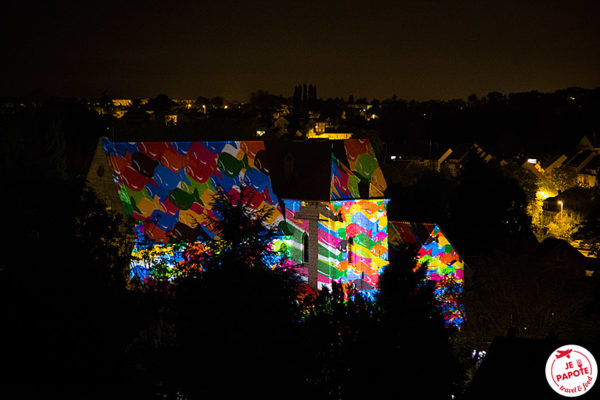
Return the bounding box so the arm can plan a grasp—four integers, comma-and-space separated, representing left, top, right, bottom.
0, 178, 461, 399
0, 173, 138, 399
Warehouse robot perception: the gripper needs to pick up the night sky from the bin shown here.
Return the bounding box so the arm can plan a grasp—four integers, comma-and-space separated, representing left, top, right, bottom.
2, 0, 599, 101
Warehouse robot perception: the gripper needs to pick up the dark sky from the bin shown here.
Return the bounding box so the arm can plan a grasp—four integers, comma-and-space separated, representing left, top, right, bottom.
2, 0, 599, 101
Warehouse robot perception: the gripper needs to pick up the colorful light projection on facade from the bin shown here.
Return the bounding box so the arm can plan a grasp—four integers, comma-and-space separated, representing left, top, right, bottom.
102, 139, 284, 280
331, 139, 387, 200
273, 199, 389, 300
129, 223, 187, 281
389, 221, 465, 327
102, 138, 389, 300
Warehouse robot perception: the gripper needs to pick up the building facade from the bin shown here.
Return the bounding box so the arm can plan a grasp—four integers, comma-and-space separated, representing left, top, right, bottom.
97, 138, 390, 299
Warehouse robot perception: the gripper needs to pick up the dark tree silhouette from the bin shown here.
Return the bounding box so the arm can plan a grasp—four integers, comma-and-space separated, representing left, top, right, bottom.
171, 188, 304, 398
574, 195, 600, 257
449, 158, 532, 253
296, 244, 464, 399
374, 244, 464, 399
0, 176, 138, 399
146, 94, 176, 114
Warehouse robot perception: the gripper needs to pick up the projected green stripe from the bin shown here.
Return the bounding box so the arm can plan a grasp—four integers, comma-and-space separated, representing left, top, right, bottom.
318, 260, 345, 279
354, 232, 379, 250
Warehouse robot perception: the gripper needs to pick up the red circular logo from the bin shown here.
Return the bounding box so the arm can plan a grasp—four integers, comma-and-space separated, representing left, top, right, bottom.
546, 345, 597, 397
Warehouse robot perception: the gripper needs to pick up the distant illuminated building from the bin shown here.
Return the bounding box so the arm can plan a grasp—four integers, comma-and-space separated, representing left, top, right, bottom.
306, 121, 352, 140
112, 99, 133, 107
306, 131, 353, 140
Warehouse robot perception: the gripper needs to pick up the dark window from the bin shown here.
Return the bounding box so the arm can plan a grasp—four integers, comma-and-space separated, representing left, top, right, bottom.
348, 236, 354, 264
358, 181, 369, 198
302, 232, 309, 263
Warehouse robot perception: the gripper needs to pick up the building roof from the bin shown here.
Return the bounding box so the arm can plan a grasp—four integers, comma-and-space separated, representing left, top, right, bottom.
264, 140, 331, 200
566, 149, 595, 170
582, 154, 600, 172
98, 138, 387, 245
578, 134, 600, 150
388, 221, 436, 246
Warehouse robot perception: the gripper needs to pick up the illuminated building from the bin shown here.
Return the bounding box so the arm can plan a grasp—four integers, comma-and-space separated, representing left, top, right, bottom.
89, 137, 465, 323
306, 131, 353, 140
95, 138, 389, 300
306, 121, 353, 140
112, 99, 133, 107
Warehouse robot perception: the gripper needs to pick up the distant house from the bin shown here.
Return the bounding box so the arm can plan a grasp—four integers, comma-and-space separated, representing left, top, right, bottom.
537, 237, 599, 278
305, 118, 352, 140
90, 138, 390, 299
443, 143, 494, 176
272, 116, 289, 137
112, 99, 133, 108
543, 154, 568, 174
386, 142, 453, 173
576, 134, 600, 151
521, 158, 545, 178
542, 187, 597, 217
306, 130, 353, 140
564, 149, 599, 187
540, 135, 600, 188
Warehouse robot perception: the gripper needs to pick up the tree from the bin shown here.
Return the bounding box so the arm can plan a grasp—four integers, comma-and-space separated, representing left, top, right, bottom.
546, 166, 577, 193
0, 176, 138, 399
178, 187, 286, 273
573, 197, 600, 257
98, 90, 114, 111
375, 244, 464, 398
297, 282, 379, 399
146, 93, 176, 114
171, 187, 304, 398
195, 96, 210, 106
449, 158, 531, 253
297, 244, 464, 399
546, 212, 582, 241
210, 96, 225, 108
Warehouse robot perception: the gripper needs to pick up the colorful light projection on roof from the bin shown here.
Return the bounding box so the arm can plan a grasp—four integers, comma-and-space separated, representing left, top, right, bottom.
389, 221, 465, 327
102, 140, 284, 280
103, 140, 282, 240
331, 139, 387, 200
273, 199, 389, 300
